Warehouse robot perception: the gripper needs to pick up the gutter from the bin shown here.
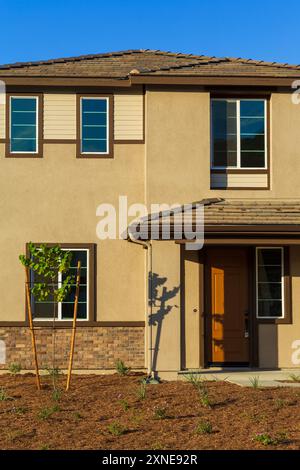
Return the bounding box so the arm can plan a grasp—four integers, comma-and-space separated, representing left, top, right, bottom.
127, 231, 153, 378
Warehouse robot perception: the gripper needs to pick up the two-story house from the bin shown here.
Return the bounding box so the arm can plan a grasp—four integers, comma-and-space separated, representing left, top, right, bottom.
0, 49, 300, 379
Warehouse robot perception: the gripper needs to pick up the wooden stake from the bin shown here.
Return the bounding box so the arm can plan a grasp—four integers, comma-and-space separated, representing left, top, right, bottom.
66, 261, 81, 391
25, 267, 41, 391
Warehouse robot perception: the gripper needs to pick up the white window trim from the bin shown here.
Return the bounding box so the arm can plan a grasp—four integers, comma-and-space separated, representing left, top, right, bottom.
32, 248, 89, 322
255, 247, 284, 320
10, 96, 38, 154
80, 97, 109, 155
211, 98, 267, 170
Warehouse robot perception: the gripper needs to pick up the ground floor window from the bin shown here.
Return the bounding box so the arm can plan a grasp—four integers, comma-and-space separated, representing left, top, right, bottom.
256, 247, 284, 319
30, 244, 95, 321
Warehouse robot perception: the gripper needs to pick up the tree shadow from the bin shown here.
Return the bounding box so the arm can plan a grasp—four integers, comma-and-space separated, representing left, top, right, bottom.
148, 272, 180, 374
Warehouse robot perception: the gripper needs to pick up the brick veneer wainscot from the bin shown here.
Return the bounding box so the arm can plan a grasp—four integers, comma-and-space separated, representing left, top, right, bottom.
0, 326, 144, 370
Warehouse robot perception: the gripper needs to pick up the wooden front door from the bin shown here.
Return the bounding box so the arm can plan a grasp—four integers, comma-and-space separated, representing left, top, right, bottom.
207, 247, 250, 365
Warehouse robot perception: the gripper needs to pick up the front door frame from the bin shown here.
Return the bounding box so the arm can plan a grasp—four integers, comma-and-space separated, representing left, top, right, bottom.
203, 245, 258, 368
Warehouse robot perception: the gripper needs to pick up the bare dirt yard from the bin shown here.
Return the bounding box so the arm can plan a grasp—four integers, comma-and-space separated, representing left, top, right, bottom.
0, 372, 299, 450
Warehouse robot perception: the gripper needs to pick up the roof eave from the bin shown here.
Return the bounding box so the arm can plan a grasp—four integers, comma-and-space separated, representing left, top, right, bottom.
0, 76, 132, 87
130, 74, 299, 87
0, 74, 298, 88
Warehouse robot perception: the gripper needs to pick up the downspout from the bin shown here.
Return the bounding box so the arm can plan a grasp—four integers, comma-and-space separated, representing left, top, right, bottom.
127, 231, 153, 378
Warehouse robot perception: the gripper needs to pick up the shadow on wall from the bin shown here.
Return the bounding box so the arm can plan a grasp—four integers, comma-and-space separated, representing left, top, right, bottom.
148, 273, 180, 372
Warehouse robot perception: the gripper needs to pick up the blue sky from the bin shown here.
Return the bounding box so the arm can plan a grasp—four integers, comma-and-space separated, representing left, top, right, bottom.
0, 0, 299, 65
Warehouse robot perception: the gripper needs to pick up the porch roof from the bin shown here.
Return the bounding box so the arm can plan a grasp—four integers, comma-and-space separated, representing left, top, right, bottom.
129, 199, 300, 241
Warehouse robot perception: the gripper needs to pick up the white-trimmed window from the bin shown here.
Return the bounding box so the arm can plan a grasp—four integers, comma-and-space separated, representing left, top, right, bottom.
211, 98, 267, 169
10, 96, 38, 153
80, 97, 109, 155
256, 247, 284, 319
31, 248, 90, 321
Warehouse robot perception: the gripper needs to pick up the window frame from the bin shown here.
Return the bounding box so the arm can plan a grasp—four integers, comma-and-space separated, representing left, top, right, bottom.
76, 94, 114, 159
255, 247, 284, 320
210, 98, 268, 170
26, 243, 96, 324
6, 93, 43, 158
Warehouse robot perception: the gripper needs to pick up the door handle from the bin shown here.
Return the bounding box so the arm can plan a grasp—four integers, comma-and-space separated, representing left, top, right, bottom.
244, 312, 249, 338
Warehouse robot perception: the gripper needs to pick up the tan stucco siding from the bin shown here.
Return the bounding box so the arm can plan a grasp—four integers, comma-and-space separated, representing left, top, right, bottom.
0, 102, 5, 139
149, 241, 181, 372
0, 142, 145, 322
146, 88, 210, 204
44, 93, 76, 139
114, 90, 144, 141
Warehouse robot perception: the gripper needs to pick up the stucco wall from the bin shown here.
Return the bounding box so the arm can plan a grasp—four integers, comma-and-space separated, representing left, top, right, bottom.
149, 241, 181, 373
145, 88, 300, 372
0, 142, 145, 322
1, 87, 300, 372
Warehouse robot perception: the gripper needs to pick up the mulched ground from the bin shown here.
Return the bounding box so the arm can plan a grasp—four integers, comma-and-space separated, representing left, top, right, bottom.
0, 373, 299, 450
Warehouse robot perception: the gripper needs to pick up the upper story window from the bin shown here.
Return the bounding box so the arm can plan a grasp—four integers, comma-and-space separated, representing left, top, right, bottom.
9, 96, 39, 154
211, 99, 267, 169
78, 96, 112, 157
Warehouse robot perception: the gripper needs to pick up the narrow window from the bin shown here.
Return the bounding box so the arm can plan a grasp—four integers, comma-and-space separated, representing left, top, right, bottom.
80, 97, 109, 155
31, 248, 91, 321
256, 247, 284, 319
211, 99, 266, 169
10, 96, 38, 153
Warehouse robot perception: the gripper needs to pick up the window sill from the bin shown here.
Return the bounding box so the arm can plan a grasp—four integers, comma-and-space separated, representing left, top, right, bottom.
76, 153, 113, 159
5, 152, 43, 158
211, 169, 268, 174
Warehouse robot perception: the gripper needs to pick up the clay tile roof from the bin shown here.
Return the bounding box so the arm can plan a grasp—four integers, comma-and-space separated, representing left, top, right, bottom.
131, 199, 300, 240
0, 49, 299, 79
204, 200, 300, 225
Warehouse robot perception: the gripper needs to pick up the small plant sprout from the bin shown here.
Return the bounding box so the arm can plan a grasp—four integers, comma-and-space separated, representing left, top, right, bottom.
52, 389, 62, 402
196, 421, 213, 435
12, 406, 28, 415
0, 388, 12, 401
40, 444, 50, 450
8, 363, 22, 375
289, 373, 300, 382
184, 373, 212, 407
107, 421, 127, 436
115, 359, 130, 376
37, 405, 60, 421
274, 398, 286, 410
199, 388, 212, 408
137, 382, 147, 400
184, 373, 206, 388
249, 376, 260, 389
153, 407, 168, 420
253, 433, 276, 446
151, 442, 164, 451
119, 399, 130, 411
73, 411, 82, 420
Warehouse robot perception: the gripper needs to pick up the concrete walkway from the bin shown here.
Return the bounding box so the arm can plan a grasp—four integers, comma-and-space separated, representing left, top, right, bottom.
178, 368, 300, 387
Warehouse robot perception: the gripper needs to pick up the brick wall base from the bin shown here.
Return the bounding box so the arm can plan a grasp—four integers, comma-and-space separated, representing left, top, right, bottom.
0, 326, 145, 370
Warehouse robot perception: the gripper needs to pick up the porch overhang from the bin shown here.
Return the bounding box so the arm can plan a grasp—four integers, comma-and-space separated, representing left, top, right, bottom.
128, 199, 300, 245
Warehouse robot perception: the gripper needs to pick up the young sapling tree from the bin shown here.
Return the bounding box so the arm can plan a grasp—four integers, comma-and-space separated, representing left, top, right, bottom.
19, 243, 75, 389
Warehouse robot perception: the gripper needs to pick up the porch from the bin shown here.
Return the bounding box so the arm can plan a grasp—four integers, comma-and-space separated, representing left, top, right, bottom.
177, 368, 300, 387
129, 198, 300, 377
